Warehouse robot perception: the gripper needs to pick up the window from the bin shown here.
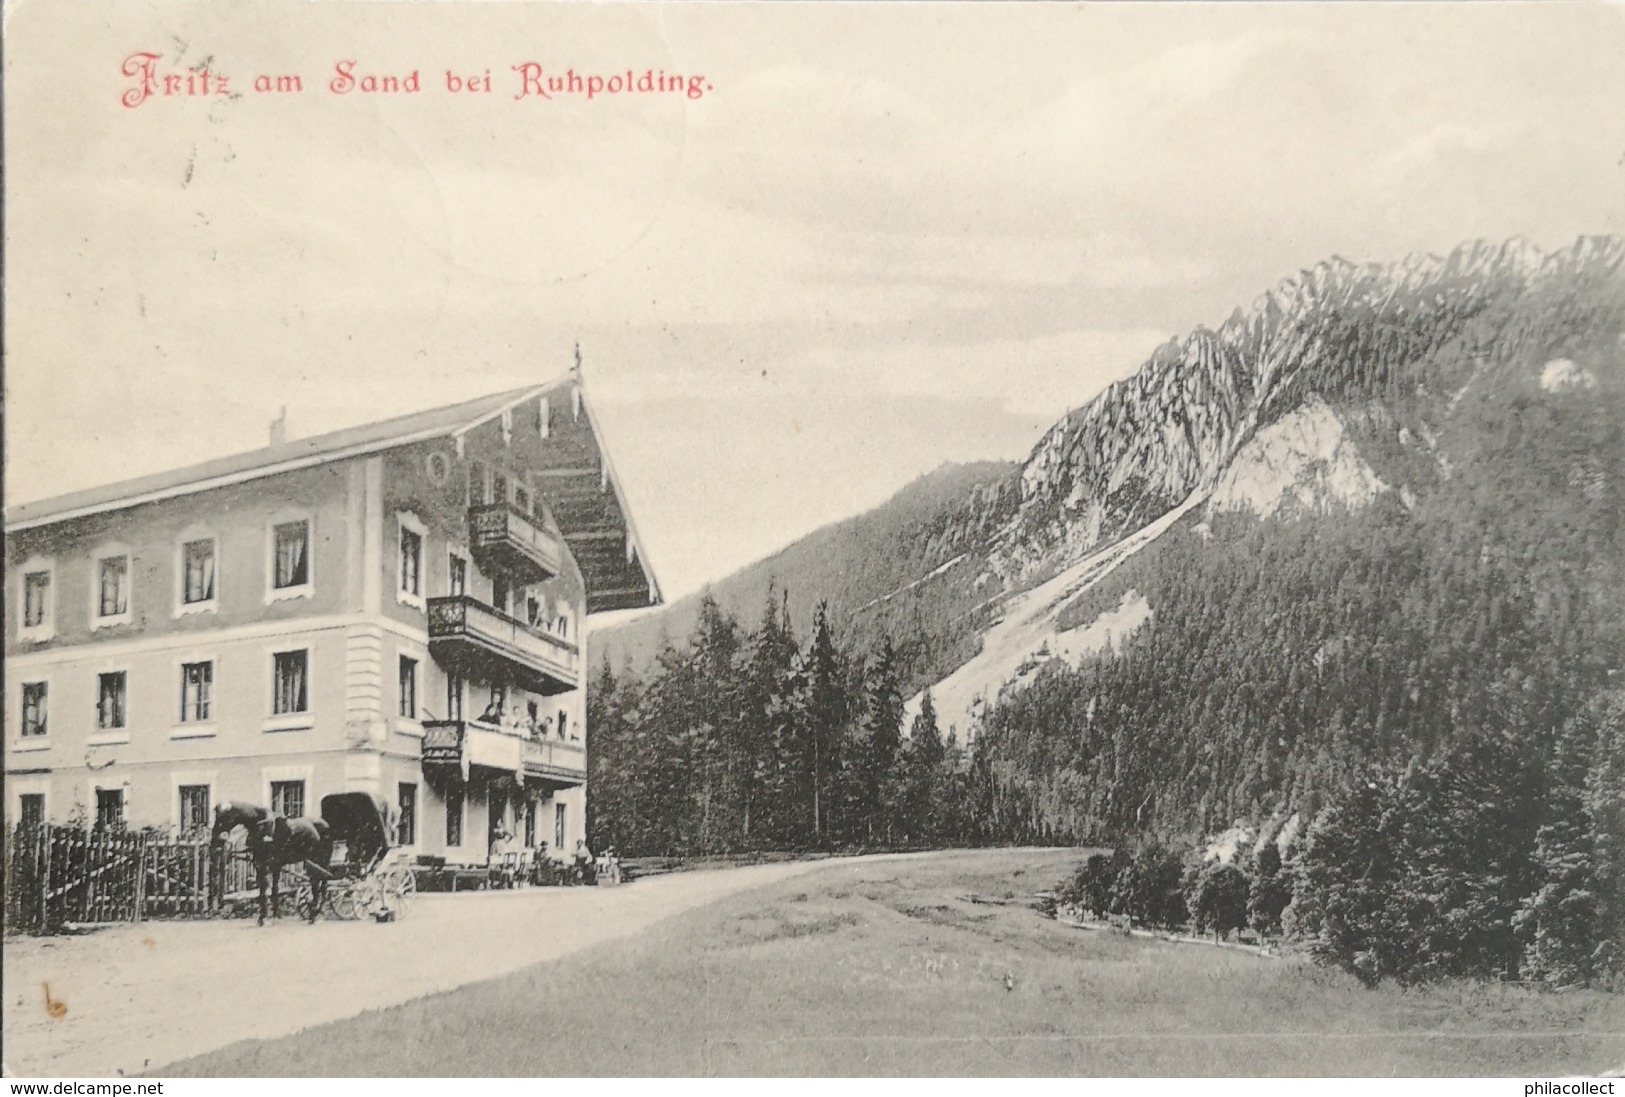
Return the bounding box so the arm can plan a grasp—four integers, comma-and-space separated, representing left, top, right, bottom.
97, 672, 128, 730
489, 797, 506, 845
554, 802, 566, 850
181, 539, 216, 605
448, 553, 467, 597
270, 780, 306, 819
515, 486, 530, 514
178, 785, 211, 832
181, 661, 213, 722
272, 520, 310, 590
20, 682, 47, 738
19, 794, 45, 829
526, 700, 540, 739
97, 555, 130, 619
397, 783, 417, 846
480, 685, 506, 723
24, 571, 51, 627
557, 613, 570, 641
492, 471, 509, 506
398, 657, 418, 719
400, 527, 422, 596
524, 801, 537, 848
96, 788, 125, 831
468, 462, 486, 506
446, 674, 464, 721
445, 785, 464, 846
492, 578, 511, 615
273, 650, 308, 715
557, 709, 568, 741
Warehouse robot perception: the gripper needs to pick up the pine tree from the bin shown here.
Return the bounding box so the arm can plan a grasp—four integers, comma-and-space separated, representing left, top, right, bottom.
905, 690, 946, 843
857, 636, 904, 844
1516, 708, 1603, 986
803, 602, 847, 846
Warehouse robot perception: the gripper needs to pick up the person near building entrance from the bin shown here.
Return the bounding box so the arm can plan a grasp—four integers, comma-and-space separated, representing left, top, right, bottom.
572, 837, 596, 885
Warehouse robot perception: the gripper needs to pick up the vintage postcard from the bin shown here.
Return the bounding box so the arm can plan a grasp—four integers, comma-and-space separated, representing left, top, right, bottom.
3, 0, 1623, 1083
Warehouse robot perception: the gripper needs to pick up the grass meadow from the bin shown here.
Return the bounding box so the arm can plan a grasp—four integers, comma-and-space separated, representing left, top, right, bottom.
166, 848, 1623, 1076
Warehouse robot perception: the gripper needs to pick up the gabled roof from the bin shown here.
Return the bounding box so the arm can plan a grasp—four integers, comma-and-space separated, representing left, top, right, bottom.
7, 384, 546, 529
6, 376, 661, 610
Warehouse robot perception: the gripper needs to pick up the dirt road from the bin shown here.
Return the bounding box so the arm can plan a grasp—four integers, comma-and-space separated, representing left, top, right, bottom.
3, 859, 855, 1077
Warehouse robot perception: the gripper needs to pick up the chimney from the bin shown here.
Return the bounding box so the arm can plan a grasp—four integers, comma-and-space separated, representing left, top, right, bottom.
269, 406, 288, 447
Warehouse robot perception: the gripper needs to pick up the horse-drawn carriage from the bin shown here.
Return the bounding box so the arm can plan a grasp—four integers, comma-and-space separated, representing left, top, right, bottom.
296, 792, 416, 921
212, 791, 414, 925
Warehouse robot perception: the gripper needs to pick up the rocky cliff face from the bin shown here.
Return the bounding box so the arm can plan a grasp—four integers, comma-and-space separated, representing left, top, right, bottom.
988, 237, 1623, 585
907, 235, 1625, 732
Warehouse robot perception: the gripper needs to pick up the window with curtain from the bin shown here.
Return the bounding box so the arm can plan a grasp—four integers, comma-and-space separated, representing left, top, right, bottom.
397, 783, 417, 846
182, 539, 216, 603
400, 527, 422, 595
21, 682, 47, 737
19, 794, 44, 829
273, 650, 308, 714
273, 520, 309, 589
398, 656, 417, 718
446, 673, 464, 721
181, 661, 213, 722
98, 556, 129, 617
554, 802, 566, 850
23, 571, 50, 627
179, 785, 211, 832
97, 672, 127, 730
96, 788, 125, 831
449, 553, 467, 597
270, 780, 305, 818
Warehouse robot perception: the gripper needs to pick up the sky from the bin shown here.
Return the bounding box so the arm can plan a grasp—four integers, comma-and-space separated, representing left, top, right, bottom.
5, 2, 1624, 611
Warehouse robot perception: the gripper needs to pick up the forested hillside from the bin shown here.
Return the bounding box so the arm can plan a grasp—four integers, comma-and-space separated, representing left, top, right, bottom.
587, 236, 1625, 987
596, 459, 1018, 693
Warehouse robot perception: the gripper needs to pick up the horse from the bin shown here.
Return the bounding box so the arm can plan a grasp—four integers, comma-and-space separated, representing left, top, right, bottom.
211, 801, 333, 926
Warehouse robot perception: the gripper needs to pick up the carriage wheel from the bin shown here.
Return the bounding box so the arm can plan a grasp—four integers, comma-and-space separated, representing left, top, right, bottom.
326, 885, 361, 921
381, 865, 417, 915
351, 877, 387, 920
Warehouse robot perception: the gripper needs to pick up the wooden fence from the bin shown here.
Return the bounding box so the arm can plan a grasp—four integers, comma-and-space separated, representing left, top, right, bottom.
3, 823, 290, 935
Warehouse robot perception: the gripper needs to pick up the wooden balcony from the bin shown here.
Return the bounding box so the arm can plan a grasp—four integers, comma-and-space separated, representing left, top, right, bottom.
427, 595, 580, 695
523, 736, 586, 786
468, 503, 561, 586
421, 720, 585, 789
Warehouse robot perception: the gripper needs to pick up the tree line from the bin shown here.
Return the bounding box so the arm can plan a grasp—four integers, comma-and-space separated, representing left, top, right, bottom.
586, 584, 981, 857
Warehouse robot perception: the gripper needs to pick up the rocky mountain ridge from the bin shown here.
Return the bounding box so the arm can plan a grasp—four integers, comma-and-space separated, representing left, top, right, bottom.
599, 236, 1625, 734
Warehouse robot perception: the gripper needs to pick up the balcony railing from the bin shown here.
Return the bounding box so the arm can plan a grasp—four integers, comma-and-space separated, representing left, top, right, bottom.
422, 720, 465, 768
524, 736, 586, 782
468, 502, 561, 585
421, 719, 585, 787
427, 595, 580, 695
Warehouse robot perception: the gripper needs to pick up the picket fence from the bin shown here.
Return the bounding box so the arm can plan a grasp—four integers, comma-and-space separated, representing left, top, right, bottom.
3, 823, 296, 934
